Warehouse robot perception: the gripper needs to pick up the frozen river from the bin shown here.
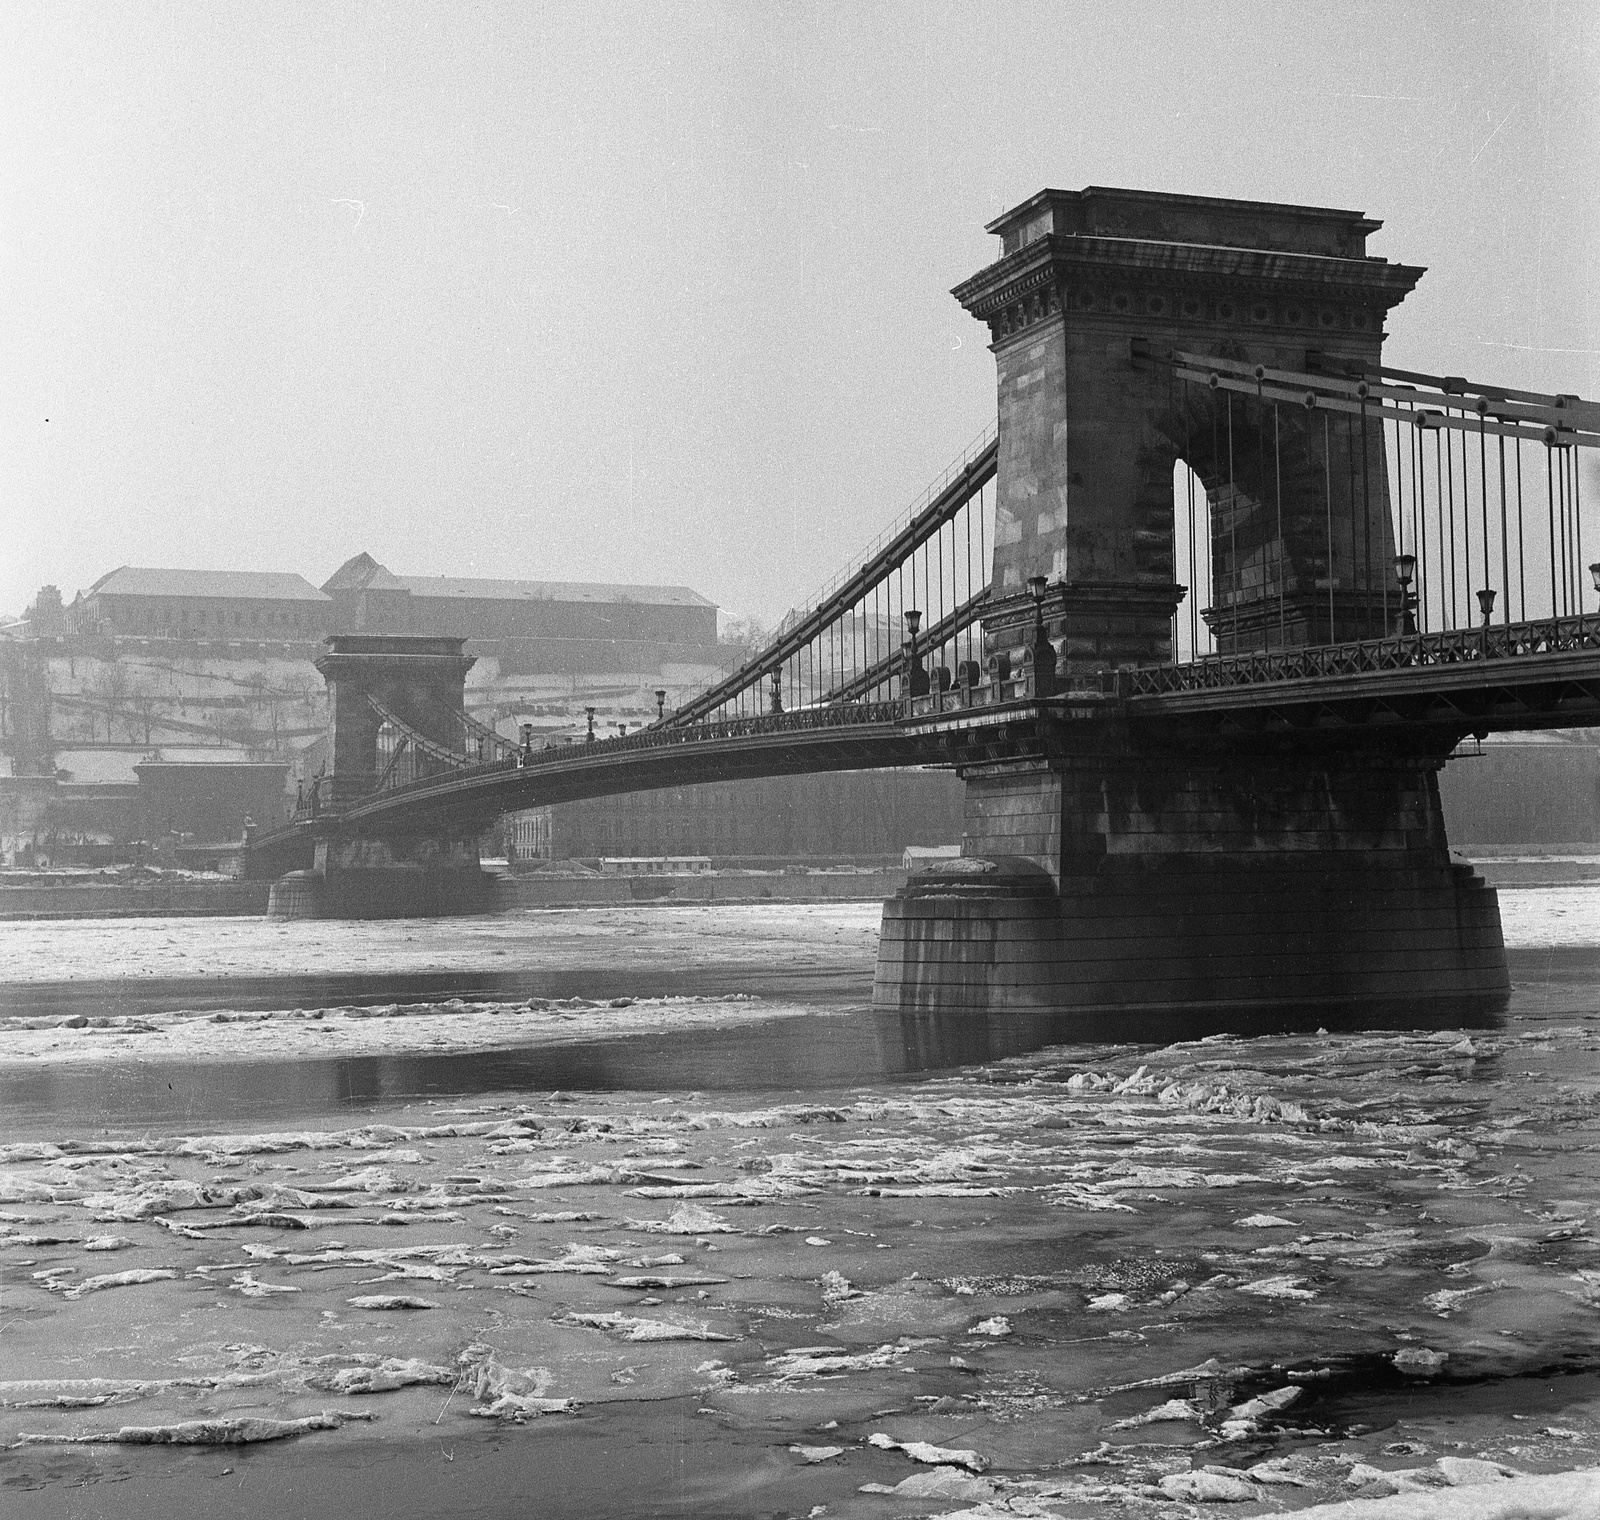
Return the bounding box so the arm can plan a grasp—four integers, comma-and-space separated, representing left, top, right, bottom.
2, 893, 1600, 1517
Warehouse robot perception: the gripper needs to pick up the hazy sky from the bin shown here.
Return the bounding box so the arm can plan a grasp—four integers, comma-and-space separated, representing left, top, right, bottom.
4, 1, 1596, 622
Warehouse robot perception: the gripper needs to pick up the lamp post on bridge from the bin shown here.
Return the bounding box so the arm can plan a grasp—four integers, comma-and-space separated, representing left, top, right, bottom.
1027, 576, 1058, 699
1589, 563, 1600, 612
1392, 554, 1417, 638
903, 609, 927, 715
769, 669, 784, 715
585, 707, 596, 743
655, 689, 666, 722
1476, 589, 1496, 657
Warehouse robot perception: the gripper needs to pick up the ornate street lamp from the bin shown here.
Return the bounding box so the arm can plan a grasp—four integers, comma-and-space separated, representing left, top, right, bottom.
1026, 576, 1057, 698
903, 609, 928, 710
655, 689, 666, 721
1392, 554, 1417, 636
769, 668, 784, 715
1476, 588, 1496, 657
585, 707, 596, 743
1589, 563, 1600, 605
1027, 575, 1048, 623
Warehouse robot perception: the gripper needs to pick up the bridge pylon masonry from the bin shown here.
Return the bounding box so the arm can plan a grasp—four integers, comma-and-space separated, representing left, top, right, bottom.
267, 636, 493, 919
873, 188, 1509, 1022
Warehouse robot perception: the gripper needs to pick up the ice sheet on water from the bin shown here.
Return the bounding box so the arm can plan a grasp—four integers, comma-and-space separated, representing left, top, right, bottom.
59, 1268, 176, 1300
867, 1432, 989, 1471
764, 1344, 910, 1380
17, 1411, 373, 1445
554, 1311, 735, 1342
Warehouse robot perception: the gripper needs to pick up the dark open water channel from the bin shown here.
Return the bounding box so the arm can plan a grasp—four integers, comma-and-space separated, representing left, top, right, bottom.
0, 957, 1532, 1142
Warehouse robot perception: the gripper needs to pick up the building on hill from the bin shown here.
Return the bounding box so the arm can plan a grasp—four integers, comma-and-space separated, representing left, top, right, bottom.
321, 553, 719, 667
0, 554, 734, 861
70, 567, 334, 642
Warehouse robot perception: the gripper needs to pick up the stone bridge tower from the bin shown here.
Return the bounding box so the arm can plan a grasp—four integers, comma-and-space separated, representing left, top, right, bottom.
874, 188, 1507, 1027
952, 187, 1423, 667
316, 635, 477, 804
268, 634, 489, 918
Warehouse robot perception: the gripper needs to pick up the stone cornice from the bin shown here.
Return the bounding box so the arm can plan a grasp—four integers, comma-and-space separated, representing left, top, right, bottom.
947, 235, 1427, 318
954, 234, 1423, 348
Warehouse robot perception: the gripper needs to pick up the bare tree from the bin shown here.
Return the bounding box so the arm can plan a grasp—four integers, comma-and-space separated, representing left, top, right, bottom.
86, 659, 129, 743
126, 678, 161, 744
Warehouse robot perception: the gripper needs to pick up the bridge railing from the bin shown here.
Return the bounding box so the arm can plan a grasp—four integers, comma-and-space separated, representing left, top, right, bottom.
1127, 610, 1600, 697
308, 697, 916, 811
271, 608, 1600, 828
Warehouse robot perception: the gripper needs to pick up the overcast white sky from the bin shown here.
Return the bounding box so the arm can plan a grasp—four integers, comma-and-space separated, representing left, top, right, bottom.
3, 0, 1595, 622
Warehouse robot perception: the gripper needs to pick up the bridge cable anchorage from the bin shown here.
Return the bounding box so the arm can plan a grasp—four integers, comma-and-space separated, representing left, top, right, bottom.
667, 427, 997, 727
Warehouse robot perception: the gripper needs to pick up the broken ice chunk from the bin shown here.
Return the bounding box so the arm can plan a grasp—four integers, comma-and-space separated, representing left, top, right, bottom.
867, 1432, 988, 1472
1158, 1470, 1257, 1502
61, 1269, 177, 1300
1237, 1275, 1316, 1300
1393, 1346, 1449, 1375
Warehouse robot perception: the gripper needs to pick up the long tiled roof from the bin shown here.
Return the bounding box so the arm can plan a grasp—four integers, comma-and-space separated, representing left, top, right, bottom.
321, 552, 715, 609
88, 568, 331, 602
394, 575, 715, 609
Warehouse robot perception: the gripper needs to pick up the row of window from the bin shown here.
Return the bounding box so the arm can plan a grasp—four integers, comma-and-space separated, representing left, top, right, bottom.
109, 603, 327, 633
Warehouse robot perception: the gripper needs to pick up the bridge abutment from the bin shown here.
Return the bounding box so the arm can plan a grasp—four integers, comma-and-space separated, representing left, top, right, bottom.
874, 744, 1508, 1024
268, 833, 493, 919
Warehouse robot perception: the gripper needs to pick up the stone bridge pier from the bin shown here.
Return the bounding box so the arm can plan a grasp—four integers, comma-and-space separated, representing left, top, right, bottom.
874, 188, 1509, 1025
268, 635, 494, 918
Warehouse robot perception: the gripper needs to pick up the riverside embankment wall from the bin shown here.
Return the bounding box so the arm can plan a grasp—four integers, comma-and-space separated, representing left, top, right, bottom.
0, 871, 909, 919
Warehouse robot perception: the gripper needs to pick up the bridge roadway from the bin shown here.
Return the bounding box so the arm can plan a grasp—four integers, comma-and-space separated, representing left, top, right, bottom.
247, 613, 1600, 877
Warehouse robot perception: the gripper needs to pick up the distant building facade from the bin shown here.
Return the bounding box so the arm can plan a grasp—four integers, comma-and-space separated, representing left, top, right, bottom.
70, 567, 335, 643
322, 553, 718, 670
2, 553, 734, 863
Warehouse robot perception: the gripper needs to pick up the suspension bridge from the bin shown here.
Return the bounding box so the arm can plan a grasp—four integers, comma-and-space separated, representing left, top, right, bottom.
249, 186, 1599, 1023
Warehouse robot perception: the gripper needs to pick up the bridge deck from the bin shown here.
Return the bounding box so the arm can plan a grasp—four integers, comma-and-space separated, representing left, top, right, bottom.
248, 613, 1600, 872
